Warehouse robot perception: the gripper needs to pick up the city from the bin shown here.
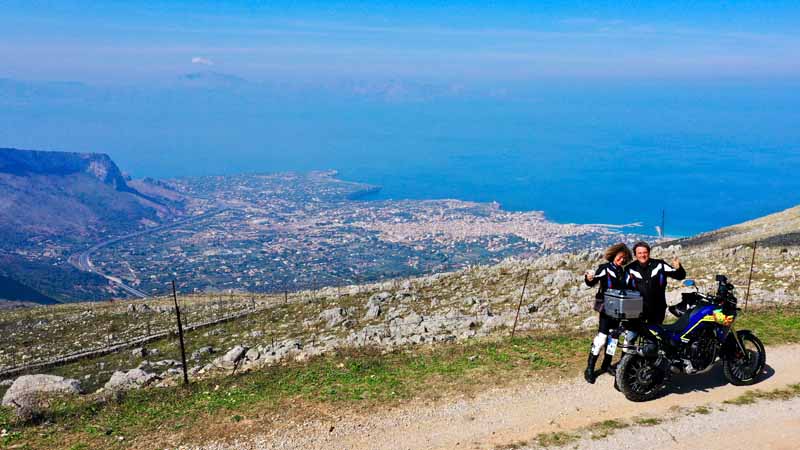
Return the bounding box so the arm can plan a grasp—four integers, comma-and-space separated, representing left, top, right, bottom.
89, 171, 635, 296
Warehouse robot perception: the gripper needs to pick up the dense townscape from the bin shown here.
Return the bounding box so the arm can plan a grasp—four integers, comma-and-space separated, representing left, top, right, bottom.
89, 171, 635, 296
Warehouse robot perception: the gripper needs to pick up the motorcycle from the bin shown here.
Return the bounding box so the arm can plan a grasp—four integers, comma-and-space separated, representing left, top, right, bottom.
614, 275, 766, 402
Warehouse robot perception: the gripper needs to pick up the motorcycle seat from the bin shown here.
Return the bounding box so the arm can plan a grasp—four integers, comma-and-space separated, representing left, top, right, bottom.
660, 311, 694, 334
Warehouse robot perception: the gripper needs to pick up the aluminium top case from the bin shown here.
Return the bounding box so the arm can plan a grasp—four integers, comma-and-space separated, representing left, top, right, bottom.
603, 288, 644, 319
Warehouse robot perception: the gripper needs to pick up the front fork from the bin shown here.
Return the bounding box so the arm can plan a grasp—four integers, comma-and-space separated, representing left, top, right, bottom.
728, 325, 750, 362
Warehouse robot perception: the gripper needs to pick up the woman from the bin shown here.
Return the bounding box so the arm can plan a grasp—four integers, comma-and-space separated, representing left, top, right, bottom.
582, 242, 632, 384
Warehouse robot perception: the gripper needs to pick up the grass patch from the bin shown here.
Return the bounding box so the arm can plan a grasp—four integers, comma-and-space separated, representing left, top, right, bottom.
633, 416, 662, 426
724, 383, 800, 406
1, 406, 24, 447
691, 405, 711, 415
535, 431, 580, 447
587, 419, 629, 440
496, 440, 529, 449
736, 305, 800, 345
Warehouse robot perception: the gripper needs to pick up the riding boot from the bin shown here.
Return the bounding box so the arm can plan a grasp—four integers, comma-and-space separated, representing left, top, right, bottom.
584, 353, 598, 384
600, 354, 614, 375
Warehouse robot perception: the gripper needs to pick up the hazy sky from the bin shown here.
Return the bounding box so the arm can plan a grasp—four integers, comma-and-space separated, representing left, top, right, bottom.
3, 0, 800, 84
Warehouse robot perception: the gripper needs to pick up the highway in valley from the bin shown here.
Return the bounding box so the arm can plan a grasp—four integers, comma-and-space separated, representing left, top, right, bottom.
68, 209, 227, 299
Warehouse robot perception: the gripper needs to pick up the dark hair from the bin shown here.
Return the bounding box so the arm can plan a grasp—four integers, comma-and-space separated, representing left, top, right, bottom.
604, 243, 632, 263
632, 241, 651, 253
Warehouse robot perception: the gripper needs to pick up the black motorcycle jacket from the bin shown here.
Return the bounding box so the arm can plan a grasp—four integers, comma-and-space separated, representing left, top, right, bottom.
585, 262, 627, 312
625, 258, 686, 324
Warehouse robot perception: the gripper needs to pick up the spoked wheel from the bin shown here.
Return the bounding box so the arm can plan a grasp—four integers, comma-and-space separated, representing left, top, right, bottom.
615, 354, 667, 402
723, 331, 766, 386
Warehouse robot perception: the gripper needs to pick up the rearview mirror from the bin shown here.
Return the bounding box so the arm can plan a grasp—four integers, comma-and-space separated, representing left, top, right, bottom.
682, 279, 696, 287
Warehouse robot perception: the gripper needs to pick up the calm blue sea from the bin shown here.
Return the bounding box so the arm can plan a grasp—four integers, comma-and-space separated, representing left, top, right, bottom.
336, 135, 800, 237
2, 79, 799, 237
331, 83, 800, 237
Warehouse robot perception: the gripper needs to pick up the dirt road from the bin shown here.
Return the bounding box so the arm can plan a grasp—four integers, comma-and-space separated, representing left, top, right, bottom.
198, 343, 800, 450
565, 395, 800, 450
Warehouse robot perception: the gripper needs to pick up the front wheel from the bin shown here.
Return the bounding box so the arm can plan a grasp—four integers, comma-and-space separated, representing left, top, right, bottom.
615, 353, 668, 402
723, 331, 766, 386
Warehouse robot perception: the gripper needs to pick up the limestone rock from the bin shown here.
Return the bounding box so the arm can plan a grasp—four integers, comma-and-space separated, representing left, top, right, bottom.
245, 348, 261, 361
364, 303, 382, 320
213, 345, 248, 369
320, 307, 348, 328
581, 315, 599, 330
369, 291, 392, 303
104, 369, 159, 392
2, 374, 82, 418
543, 269, 575, 287
191, 346, 215, 361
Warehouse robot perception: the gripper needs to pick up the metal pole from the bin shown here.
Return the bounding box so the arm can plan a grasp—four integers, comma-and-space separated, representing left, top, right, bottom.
511, 269, 531, 339
172, 280, 189, 386
744, 241, 757, 313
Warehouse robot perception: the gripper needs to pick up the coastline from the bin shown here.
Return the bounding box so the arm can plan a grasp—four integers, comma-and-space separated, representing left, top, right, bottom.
328, 170, 655, 236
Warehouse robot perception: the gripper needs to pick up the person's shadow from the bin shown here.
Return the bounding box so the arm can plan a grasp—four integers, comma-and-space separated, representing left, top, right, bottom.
666, 361, 775, 396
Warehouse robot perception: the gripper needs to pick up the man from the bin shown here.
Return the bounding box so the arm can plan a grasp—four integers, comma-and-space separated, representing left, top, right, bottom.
625, 241, 686, 325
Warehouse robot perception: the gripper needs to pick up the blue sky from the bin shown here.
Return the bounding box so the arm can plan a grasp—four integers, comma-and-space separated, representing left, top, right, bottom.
3, 1, 800, 83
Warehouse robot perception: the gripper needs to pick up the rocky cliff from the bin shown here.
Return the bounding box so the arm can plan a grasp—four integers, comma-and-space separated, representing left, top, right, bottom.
0, 147, 173, 241
0, 148, 133, 192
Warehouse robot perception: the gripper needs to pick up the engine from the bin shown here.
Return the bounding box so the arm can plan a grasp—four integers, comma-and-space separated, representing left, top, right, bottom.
681, 328, 718, 373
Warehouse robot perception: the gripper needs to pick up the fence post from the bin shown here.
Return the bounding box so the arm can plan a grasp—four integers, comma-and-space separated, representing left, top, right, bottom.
744, 241, 757, 313
172, 280, 189, 386
511, 269, 531, 339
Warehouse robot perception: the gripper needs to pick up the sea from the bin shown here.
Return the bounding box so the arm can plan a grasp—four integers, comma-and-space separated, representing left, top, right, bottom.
3, 78, 800, 237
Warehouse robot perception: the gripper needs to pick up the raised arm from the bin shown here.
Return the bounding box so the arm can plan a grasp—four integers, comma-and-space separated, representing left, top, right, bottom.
663, 258, 686, 280
584, 266, 607, 287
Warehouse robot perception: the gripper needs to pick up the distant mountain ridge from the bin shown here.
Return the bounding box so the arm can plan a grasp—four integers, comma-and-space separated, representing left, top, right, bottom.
0, 147, 134, 192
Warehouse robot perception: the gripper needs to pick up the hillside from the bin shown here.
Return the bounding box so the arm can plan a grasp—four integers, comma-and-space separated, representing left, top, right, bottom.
0, 274, 57, 305
0, 148, 174, 240
665, 204, 800, 249
0, 148, 187, 302
0, 253, 111, 303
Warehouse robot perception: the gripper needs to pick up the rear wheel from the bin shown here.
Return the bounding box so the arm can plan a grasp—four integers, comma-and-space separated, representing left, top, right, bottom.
723, 332, 766, 386
615, 353, 667, 402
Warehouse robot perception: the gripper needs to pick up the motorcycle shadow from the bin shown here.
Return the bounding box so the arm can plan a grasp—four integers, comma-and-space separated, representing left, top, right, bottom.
666, 362, 775, 396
